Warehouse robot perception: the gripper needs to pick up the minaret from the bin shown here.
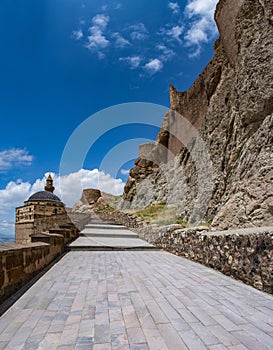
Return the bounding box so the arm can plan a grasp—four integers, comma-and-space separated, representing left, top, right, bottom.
44, 174, 55, 193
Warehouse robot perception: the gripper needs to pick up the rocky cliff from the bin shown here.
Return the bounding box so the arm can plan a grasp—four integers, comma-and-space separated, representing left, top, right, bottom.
121, 0, 273, 230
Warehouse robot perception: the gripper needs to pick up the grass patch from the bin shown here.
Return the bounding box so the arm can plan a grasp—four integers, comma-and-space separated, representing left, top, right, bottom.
134, 202, 187, 227
198, 220, 212, 227
175, 215, 187, 227
95, 205, 115, 213
134, 202, 167, 222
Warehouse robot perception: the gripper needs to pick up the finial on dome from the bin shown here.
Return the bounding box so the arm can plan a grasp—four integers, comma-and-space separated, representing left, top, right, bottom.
44, 174, 55, 193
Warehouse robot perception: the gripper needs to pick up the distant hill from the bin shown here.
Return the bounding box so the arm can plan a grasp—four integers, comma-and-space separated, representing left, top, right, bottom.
0, 234, 15, 244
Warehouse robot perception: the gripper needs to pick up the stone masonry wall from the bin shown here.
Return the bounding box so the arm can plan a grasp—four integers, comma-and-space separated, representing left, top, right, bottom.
0, 226, 78, 305
138, 225, 273, 294
16, 211, 77, 244
0, 241, 60, 305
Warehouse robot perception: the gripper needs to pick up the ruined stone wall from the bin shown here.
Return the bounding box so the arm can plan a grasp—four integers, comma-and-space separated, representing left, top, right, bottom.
139, 225, 273, 294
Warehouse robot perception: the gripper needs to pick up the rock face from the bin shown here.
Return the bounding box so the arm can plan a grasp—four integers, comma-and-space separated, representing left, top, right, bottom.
121, 0, 273, 229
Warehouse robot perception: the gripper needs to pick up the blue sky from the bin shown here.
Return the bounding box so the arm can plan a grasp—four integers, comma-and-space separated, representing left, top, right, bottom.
0, 0, 219, 235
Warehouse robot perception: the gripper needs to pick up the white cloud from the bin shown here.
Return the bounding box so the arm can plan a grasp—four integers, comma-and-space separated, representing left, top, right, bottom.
185, 0, 217, 18
119, 56, 142, 69
170, 25, 183, 42
130, 23, 148, 41
86, 32, 109, 51
120, 168, 130, 176
91, 14, 109, 29
72, 29, 83, 41
156, 45, 175, 61
184, 0, 218, 56
102, 3, 122, 11
72, 1, 217, 73
0, 169, 125, 235
185, 17, 210, 46
168, 2, 180, 15
143, 59, 163, 75
114, 3, 122, 10
112, 33, 131, 48
0, 220, 14, 232
54, 169, 124, 206
0, 148, 33, 172
0, 180, 31, 216
85, 14, 110, 54
97, 51, 106, 60
159, 25, 183, 43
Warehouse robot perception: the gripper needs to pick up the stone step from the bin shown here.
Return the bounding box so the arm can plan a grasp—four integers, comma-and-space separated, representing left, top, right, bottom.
74, 222, 151, 250
80, 230, 139, 238
85, 223, 126, 230
88, 219, 119, 225
67, 245, 159, 251
68, 235, 156, 250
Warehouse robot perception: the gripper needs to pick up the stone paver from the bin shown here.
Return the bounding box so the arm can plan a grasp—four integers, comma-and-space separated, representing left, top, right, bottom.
69, 236, 155, 249
69, 223, 155, 250
0, 250, 273, 349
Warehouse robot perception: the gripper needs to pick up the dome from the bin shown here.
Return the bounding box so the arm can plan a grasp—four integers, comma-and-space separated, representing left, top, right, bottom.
27, 191, 61, 202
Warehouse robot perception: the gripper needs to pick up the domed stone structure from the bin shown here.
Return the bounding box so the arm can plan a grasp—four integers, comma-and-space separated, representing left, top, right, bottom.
27, 191, 61, 202
15, 175, 75, 243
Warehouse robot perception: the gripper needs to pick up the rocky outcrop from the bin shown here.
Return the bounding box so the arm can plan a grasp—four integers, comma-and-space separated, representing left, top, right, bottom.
121, 0, 273, 229
73, 188, 121, 212
69, 188, 123, 230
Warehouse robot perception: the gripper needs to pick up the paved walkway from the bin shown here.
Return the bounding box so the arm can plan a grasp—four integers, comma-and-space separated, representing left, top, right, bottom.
0, 224, 273, 349
69, 222, 155, 250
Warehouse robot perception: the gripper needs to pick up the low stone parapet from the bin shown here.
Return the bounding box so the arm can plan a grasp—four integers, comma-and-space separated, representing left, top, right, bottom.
140, 225, 273, 294
0, 242, 55, 304
0, 227, 79, 305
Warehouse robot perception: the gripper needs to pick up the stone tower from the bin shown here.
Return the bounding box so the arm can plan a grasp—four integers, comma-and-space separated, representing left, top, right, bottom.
44, 174, 55, 193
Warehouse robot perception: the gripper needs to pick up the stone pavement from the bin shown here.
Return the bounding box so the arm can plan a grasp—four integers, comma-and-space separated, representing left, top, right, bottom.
0, 249, 273, 349
1, 221, 273, 349
68, 222, 156, 250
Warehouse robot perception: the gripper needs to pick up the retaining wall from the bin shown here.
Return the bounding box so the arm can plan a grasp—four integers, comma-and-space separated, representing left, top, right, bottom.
139, 225, 273, 294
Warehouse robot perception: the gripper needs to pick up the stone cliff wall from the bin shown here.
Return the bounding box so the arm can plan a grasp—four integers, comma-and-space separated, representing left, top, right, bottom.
121, 0, 273, 229
215, 0, 244, 66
